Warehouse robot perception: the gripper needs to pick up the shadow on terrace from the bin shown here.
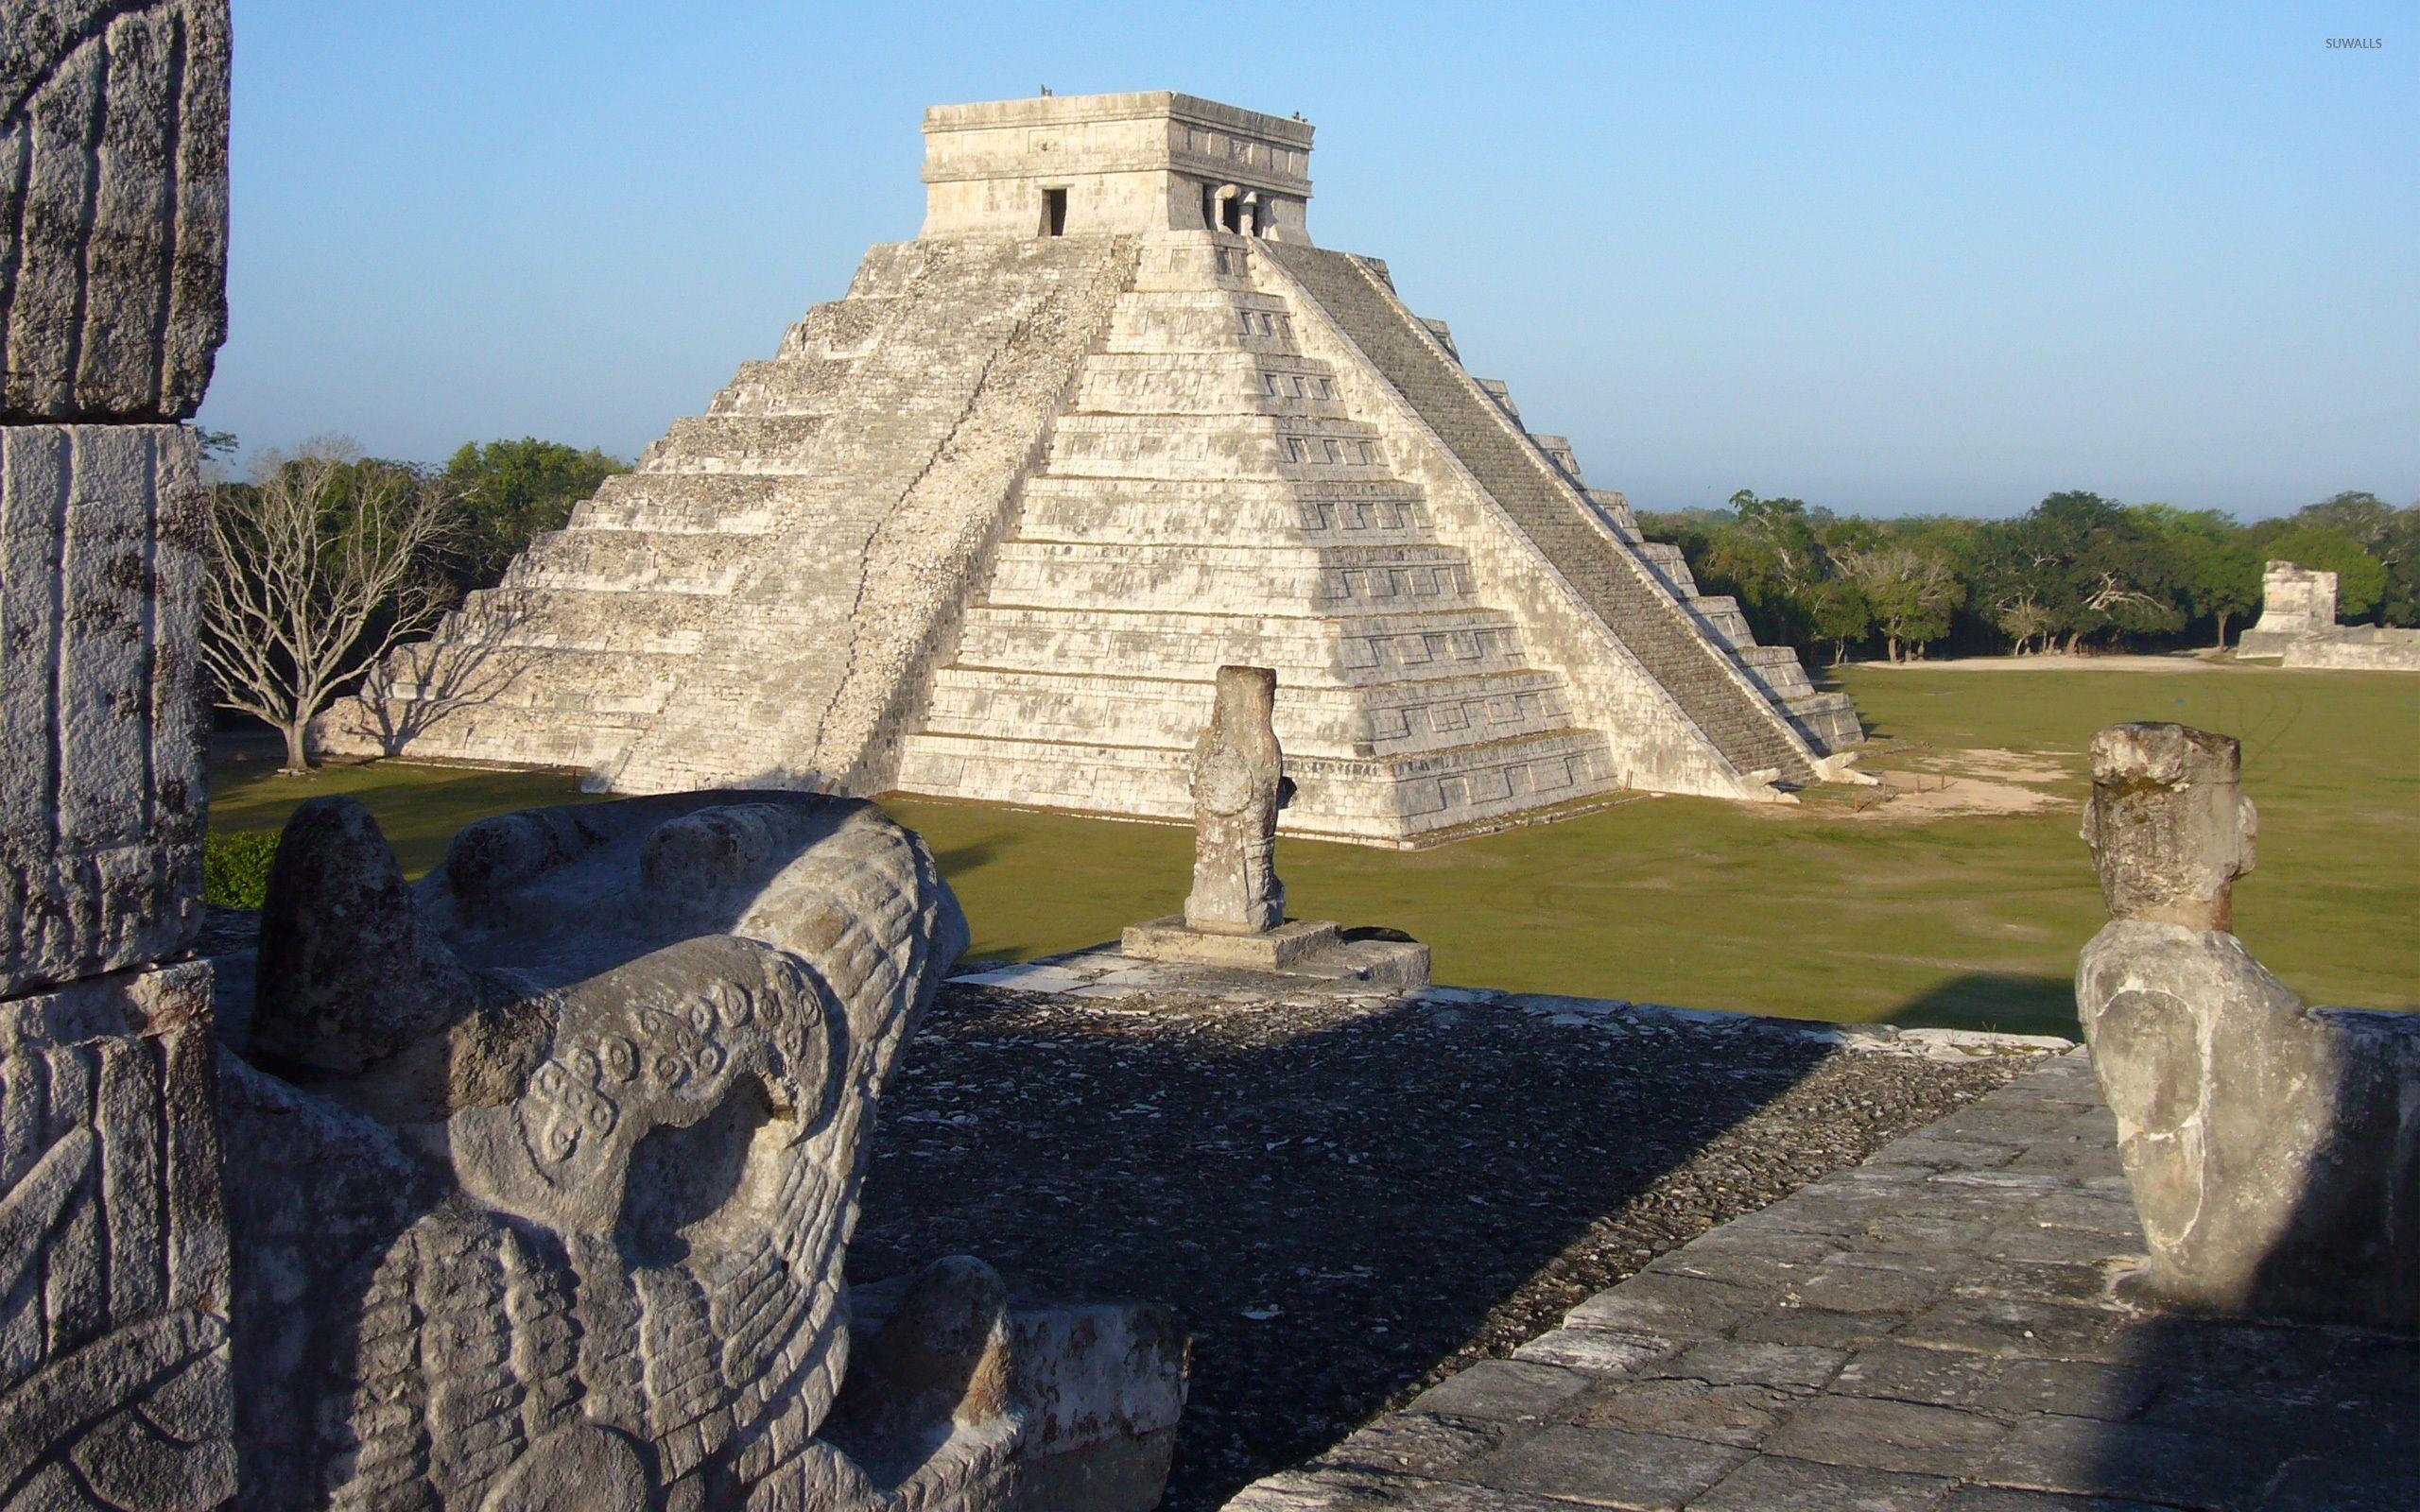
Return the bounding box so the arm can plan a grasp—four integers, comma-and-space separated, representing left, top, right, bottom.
844, 979, 2006, 1512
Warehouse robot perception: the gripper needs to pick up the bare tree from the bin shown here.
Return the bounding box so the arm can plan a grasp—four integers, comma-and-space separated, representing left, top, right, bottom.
200, 440, 458, 773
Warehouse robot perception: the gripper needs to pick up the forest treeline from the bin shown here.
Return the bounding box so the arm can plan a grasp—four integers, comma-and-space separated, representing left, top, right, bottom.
200, 431, 2414, 768
1637, 489, 2420, 662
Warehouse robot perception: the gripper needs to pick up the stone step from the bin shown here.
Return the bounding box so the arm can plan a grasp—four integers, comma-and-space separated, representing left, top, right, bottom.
1687, 596, 1754, 648
1634, 541, 1700, 595
505, 528, 762, 595
953, 604, 1537, 683
1017, 477, 1437, 547
1259, 240, 1820, 784
708, 355, 859, 416
1016, 484, 1432, 549
1045, 413, 1391, 481
780, 297, 897, 358
984, 541, 1482, 617
643, 414, 828, 472
1785, 690, 1865, 753
1106, 301, 1302, 356
920, 665, 1580, 760
567, 472, 793, 534
317, 696, 646, 774
440, 586, 723, 656
381, 644, 681, 716
1072, 352, 1351, 420
894, 726, 1618, 845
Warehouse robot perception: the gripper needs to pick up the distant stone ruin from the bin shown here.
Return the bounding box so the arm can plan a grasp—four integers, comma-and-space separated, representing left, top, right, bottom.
2077, 722, 2420, 1330
2236, 559, 2420, 670
321, 91, 1864, 843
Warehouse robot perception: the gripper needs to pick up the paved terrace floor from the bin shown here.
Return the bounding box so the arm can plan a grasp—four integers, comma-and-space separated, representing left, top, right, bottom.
1220, 1049, 2420, 1512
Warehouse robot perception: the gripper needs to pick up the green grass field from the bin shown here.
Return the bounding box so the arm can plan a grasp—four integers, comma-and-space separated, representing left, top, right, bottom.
210, 662, 2419, 1038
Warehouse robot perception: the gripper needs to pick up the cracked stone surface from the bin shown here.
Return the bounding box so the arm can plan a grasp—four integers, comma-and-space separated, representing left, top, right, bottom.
1224, 1049, 2420, 1512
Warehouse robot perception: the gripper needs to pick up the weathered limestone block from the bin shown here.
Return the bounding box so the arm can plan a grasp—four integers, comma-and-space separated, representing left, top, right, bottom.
223, 791, 1185, 1510
1184, 665, 1288, 934
0, 958, 233, 1511
1, 423, 207, 998
0, 0, 232, 421
2077, 722, 2420, 1329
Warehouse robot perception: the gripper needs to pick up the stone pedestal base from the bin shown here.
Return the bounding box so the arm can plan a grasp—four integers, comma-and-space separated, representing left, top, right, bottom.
1120, 917, 1430, 989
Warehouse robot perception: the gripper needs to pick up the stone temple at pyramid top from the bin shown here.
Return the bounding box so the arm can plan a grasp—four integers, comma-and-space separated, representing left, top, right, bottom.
920, 92, 1314, 242
322, 91, 1863, 847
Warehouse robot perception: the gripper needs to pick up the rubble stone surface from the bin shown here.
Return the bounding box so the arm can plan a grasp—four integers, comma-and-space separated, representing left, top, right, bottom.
0, 0, 232, 421
2078, 722, 2420, 1329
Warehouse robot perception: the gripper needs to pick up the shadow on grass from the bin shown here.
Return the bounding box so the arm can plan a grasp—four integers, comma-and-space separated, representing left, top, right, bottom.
1884, 971, 2079, 1040
849, 988, 1860, 1511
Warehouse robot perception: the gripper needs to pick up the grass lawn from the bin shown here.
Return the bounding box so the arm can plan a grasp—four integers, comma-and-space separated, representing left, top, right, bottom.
210, 662, 2419, 1038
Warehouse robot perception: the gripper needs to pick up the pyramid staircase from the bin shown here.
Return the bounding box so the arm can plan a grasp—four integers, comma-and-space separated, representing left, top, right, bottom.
1258, 241, 1854, 785
893, 237, 1621, 843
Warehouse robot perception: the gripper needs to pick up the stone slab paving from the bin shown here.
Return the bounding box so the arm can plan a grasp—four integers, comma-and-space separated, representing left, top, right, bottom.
1220, 1049, 2420, 1512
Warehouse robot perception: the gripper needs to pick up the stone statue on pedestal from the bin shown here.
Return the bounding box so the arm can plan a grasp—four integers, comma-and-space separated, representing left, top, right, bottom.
2077, 722, 2420, 1330
1120, 669, 1427, 988
1184, 666, 1293, 935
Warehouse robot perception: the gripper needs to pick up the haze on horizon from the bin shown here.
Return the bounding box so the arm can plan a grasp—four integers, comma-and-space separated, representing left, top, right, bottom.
201, 1, 2415, 521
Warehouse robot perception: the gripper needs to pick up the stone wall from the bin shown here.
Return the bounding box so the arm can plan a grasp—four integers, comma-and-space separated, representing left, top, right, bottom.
1, 1, 232, 422
2, 424, 207, 997
0, 961, 231, 1508
0, 6, 232, 1503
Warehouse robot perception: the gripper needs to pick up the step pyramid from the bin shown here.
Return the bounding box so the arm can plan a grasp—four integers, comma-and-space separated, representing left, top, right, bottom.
322, 92, 1860, 847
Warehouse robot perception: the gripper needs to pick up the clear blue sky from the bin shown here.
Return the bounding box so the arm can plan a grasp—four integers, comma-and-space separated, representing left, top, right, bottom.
199, 2, 2414, 519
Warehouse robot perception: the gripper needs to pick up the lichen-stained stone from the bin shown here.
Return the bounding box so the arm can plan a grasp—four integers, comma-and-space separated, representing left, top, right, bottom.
0, 958, 233, 1512
223, 791, 1185, 1511
1, 423, 207, 998
0, 0, 232, 422
2077, 722, 2420, 1330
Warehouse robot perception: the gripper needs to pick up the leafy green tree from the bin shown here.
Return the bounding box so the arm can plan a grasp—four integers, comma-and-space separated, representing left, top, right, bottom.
2137, 504, 2257, 647
1977, 492, 2184, 652
442, 438, 627, 590
2257, 524, 2388, 619
1804, 577, 1871, 665
1836, 543, 1964, 661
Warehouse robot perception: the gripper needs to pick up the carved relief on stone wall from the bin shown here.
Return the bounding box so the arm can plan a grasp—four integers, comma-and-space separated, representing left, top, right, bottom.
0, 423, 209, 999
0, 959, 232, 1511
1, 0, 233, 421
